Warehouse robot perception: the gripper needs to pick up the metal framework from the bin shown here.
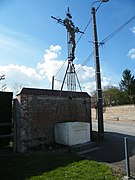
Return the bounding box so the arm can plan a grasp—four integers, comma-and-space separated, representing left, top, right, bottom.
51, 7, 83, 92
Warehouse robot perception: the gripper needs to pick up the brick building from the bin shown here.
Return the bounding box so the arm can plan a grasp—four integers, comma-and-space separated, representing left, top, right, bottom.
14, 88, 91, 152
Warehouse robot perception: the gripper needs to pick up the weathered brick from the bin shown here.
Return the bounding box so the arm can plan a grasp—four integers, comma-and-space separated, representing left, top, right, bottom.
15, 88, 91, 152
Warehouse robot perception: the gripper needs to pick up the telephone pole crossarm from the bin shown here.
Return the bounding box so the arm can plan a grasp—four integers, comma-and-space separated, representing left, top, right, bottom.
51, 16, 65, 26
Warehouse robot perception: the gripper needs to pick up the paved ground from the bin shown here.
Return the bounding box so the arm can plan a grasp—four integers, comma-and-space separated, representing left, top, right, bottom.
81, 131, 135, 178
93, 120, 135, 137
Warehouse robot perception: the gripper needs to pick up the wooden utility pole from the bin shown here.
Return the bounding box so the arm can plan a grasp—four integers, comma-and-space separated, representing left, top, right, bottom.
91, 7, 104, 140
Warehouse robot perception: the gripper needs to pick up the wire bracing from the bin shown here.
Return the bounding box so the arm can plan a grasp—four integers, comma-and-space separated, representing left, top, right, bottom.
76, 13, 135, 73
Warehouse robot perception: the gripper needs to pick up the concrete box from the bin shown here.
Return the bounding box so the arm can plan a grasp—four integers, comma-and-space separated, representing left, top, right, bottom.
55, 122, 91, 146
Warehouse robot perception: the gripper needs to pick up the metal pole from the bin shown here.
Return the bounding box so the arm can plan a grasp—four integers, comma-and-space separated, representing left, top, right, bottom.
124, 137, 131, 178
91, 7, 104, 141
52, 76, 54, 90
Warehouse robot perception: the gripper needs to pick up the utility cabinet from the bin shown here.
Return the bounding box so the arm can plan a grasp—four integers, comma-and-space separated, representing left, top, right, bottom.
55, 122, 91, 146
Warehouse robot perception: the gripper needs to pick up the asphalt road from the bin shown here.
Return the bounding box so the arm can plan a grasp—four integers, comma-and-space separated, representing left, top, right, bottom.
92, 120, 135, 140
83, 120, 135, 177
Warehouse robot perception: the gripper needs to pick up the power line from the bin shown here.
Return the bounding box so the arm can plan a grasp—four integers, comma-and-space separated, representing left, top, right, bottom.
54, 78, 88, 90
54, 3, 104, 78
75, 3, 105, 72
54, 10, 135, 82
76, 13, 135, 73
76, 51, 94, 73
54, 59, 67, 77
76, 19, 92, 44
100, 14, 135, 44
76, 2, 103, 45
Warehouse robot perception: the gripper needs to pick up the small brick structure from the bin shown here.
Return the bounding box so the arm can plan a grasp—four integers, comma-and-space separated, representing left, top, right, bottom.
14, 88, 91, 152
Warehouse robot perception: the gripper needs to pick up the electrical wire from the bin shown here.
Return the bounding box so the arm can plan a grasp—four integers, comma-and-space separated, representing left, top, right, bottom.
76, 51, 94, 73
75, 2, 104, 72
100, 14, 135, 44
53, 2, 104, 78
54, 78, 87, 90
76, 13, 135, 73
54, 59, 67, 77
76, 19, 92, 45
54, 7, 135, 82
76, 1, 102, 45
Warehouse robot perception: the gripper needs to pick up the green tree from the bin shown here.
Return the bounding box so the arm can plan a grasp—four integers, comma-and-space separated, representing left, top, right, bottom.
119, 69, 134, 93
131, 79, 135, 105
119, 69, 135, 104
103, 86, 129, 106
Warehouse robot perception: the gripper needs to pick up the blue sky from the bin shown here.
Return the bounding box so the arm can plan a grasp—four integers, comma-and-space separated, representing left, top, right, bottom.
0, 0, 135, 95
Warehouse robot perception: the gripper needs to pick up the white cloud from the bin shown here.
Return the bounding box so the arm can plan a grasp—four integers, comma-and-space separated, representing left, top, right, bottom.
0, 64, 45, 93
37, 45, 66, 83
0, 45, 111, 95
77, 67, 110, 94
127, 28, 135, 59
128, 48, 135, 59
131, 26, 135, 35
102, 76, 111, 87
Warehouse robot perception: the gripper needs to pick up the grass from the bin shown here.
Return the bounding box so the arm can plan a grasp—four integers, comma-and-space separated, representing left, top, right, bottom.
0, 152, 121, 180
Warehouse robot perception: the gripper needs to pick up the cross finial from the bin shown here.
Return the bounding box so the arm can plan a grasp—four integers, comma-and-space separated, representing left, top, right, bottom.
66, 7, 72, 19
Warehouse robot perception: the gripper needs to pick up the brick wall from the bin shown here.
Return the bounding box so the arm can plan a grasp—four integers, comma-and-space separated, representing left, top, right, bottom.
92, 105, 135, 121
15, 88, 91, 152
